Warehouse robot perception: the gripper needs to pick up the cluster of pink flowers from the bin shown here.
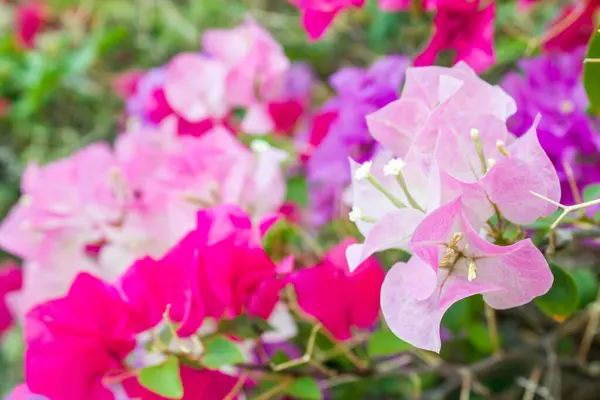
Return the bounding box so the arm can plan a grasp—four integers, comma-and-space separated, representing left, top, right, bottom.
121, 17, 313, 138
346, 63, 558, 351
7, 205, 384, 399
0, 123, 288, 318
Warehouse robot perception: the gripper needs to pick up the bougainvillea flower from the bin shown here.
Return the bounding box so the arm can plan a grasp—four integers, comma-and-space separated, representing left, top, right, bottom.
0, 143, 122, 268
15, 2, 46, 49
24, 273, 139, 400
501, 50, 600, 203
381, 198, 553, 352
345, 150, 439, 271
368, 63, 516, 158
542, 0, 600, 52
203, 17, 290, 108
414, 0, 496, 73
112, 69, 144, 100
290, 0, 366, 40
292, 239, 384, 340
307, 56, 409, 225
163, 53, 228, 123
0, 262, 22, 337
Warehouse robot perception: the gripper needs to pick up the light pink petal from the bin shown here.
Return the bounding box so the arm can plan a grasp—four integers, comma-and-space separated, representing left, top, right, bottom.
366, 98, 430, 157
242, 104, 275, 135
346, 208, 425, 272
381, 261, 497, 352
164, 53, 228, 122
410, 197, 464, 269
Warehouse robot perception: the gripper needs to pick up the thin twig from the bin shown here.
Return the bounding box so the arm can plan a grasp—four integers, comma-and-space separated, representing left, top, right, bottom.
485, 304, 502, 355
521, 366, 543, 400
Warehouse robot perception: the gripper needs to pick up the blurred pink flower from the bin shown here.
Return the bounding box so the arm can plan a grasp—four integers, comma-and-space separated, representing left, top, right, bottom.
414, 0, 496, 72
163, 53, 229, 123
291, 239, 384, 340
15, 2, 46, 49
290, 0, 366, 40
381, 198, 553, 352
0, 262, 22, 337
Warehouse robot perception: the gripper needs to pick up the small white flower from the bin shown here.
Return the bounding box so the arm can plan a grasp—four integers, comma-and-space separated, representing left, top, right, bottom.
496, 139, 505, 148
250, 139, 271, 153
354, 161, 372, 181
348, 206, 363, 222
487, 158, 496, 168
383, 158, 405, 176
470, 128, 480, 140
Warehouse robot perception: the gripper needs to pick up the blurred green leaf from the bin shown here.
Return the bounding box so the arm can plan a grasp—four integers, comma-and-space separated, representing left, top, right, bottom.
583, 183, 600, 202
286, 174, 308, 208
535, 263, 579, 320
571, 269, 599, 309
138, 356, 183, 399
584, 27, 600, 116
217, 314, 274, 339
201, 336, 245, 369
466, 322, 493, 355
285, 377, 323, 400
368, 328, 412, 357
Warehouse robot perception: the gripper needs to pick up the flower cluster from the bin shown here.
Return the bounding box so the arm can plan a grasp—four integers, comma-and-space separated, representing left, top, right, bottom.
502, 49, 600, 202
0, 125, 288, 317
123, 17, 313, 138
347, 63, 558, 351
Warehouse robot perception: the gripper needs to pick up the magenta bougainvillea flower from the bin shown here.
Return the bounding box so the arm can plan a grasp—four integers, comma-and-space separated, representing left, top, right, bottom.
306, 56, 409, 225
15, 2, 46, 49
291, 239, 384, 340
542, 0, 600, 52
289, 0, 366, 40
501, 51, 600, 202
0, 262, 22, 337
23, 205, 288, 399
414, 0, 496, 73
381, 198, 553, 352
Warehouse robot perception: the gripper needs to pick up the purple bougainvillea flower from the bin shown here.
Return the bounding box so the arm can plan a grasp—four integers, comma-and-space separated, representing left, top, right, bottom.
0, 262, 22, 337
381, 198, 553, 352
414, 0, 496, 72
306, 56, 409, 225
501, 50, 600, 203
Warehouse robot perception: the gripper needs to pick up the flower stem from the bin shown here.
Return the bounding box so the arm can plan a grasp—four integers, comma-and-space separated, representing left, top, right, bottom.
396, 172, 425, 212
367, 175, 406, 209
484, 304, 502, 355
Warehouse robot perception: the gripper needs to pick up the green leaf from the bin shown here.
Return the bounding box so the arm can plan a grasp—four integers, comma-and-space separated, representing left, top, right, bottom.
286, 175, 308, 208
285, 377, 323, 400
368, 328, 412, 357
138, 356, 183, 399
201, 336, 245, 369
535, 263, 579, 320
584, 27, 600, 116
583, 183, 600, 202
571, 269, 599, 309
217, 314, 273, 339
467, 322, 493, 355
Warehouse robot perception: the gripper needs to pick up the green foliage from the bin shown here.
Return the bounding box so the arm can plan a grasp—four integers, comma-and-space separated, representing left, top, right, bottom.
368, 327, 412, 357
285, 377, 323, 400
200, 336, 245, 369
535, 263, 579, 320
583, 183, 600, 202
138, 356, 184, 399
571, 269, 599, 309
584, 28, 600, 116
217, 314, 274, 339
